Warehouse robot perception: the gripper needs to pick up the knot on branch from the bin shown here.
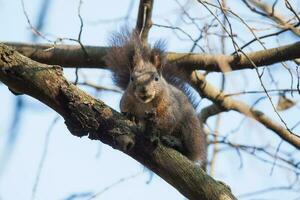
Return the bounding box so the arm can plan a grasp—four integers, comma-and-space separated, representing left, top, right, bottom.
59, 85, 103, 137
64, 100, 101, 137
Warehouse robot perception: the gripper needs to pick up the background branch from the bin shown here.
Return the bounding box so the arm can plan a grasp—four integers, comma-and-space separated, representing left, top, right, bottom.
189, 72, 300, 149
5, 41, 300, 71
245, 0, 300, 37
136, 0, 154, 44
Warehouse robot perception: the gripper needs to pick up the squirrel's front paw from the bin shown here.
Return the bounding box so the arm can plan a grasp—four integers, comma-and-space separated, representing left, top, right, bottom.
145, 109, 156, 119
122, 112, 139, 124
144, 109, 157, 121
143, 109, 159, 146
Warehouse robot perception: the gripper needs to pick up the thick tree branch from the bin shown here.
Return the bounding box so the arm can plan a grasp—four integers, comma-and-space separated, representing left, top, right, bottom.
5, 41, 300, 72
168, 41, 300, 71
4, 42, 109, 69
0, 43, 237, 200
190, 72, 300, 149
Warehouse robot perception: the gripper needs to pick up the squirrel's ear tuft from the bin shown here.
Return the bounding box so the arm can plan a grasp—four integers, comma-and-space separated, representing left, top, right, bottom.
153, 54, 162, 70
151, 52, 165, 72
151, 40, 166, 72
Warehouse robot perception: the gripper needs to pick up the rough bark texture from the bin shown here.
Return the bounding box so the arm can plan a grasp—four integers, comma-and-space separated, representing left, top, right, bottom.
0, 43, 237, 200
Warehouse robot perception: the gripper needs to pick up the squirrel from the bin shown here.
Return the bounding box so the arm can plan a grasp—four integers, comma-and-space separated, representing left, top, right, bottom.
104, 30, 206, 164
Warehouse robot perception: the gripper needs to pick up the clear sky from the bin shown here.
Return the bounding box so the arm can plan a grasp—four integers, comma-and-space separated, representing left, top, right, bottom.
0, 0, 299, 200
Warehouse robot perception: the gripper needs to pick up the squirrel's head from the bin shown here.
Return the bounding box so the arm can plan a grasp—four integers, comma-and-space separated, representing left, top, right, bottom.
129, 50, 166, 104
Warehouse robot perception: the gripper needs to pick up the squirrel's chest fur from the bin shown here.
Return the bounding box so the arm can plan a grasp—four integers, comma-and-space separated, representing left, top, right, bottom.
120, 85, 185, 136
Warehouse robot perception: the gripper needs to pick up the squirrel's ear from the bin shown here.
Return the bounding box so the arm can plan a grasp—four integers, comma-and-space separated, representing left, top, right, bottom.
133, 54, 144, 69
153, 54, 163, 72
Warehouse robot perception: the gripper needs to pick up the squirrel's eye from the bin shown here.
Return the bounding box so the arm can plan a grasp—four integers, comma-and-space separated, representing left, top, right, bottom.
154, 75, 159, 81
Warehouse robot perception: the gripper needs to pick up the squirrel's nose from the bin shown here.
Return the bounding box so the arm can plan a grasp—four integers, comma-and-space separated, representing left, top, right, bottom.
140, 86, 147, 94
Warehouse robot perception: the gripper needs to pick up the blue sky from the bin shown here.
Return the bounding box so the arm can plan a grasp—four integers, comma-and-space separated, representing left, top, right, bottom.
0, 0, 299, 200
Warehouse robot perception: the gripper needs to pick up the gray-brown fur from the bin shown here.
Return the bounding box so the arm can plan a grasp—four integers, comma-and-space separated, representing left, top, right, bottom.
104, 30, 206, 164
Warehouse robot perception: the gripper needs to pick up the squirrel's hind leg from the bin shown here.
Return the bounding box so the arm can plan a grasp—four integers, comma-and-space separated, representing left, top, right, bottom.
160, 135, 184, 153
181, 115, 207, 170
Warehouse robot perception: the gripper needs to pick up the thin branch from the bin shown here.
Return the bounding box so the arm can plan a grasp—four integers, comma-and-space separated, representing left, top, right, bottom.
284, 0, 300, 23
210, 0, 227, 174
77, 81, 122, 93
21, 0, 52, 42
239, 22, 300, 51
31, 116, 59, 200
245, 0, 300, 37
226, 88, 300, 96
63, 192, 93, 200
209, 136, 300, 173
238, 185, 300, 198
152, 23, 206, 52
87, 172, 144, 200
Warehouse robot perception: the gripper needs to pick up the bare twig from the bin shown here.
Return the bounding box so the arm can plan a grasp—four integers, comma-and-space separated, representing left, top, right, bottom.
21, 0, 52, 42
31, 116, 60, 200
245, 0, 300, 36
226, 88, 300, 96
77, 81, 122, 93
238, 185, 300, 198
87, 172, 144, 200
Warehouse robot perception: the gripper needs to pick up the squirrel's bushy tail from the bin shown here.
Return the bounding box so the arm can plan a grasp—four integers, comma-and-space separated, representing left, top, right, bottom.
104, 29, 153, 90
163, 65, 201, 110
104, 29, 134, 90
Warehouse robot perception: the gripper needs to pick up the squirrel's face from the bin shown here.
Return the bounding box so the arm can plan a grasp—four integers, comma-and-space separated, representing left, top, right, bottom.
130, 66, 163, 104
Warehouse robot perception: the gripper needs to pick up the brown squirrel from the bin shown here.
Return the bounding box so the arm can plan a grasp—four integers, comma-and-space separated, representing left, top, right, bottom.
105, 30, 206, 164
